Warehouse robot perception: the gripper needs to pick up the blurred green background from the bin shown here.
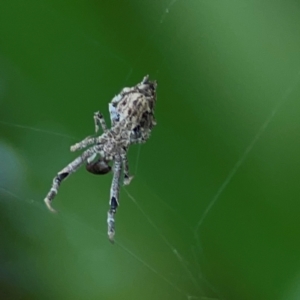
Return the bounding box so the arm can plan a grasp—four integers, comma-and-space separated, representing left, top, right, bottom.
1, 1, 300, 299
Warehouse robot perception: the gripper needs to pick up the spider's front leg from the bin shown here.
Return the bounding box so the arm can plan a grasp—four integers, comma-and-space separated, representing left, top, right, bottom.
107, 154, 122, 243
70, 136, 96, 152
121, 149, 133, 185
94, 111, 108, 133
44, 147, 99, 212
70, 132, 109, 152
70, 112, 108, 152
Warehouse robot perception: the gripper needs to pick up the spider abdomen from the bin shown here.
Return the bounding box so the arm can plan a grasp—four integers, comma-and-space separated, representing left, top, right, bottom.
86, 159, 111, 175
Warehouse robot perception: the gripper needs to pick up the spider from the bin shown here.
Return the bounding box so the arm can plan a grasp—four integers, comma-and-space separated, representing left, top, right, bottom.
44, 75, 157, 242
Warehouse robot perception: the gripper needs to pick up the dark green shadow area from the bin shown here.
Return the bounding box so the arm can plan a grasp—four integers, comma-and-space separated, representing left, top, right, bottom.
1, 1, 300, 299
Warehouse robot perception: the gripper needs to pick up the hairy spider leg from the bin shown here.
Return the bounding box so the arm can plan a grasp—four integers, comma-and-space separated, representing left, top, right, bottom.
70, 136, 97, 152
71, 112, 108, 152
44, 146, 103, 212
107, 154, 122, 242
94, 111, 108, 133
70, 130, 113, 152
121, 148, 133, 185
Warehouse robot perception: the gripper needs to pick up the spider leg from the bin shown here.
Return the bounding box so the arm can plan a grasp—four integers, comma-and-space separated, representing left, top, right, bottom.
44, 147, 100, 212
70, 133, 108, 152
70, 136, 96, 152
121, 149, 133, 185
107, 154, 122, 242
70, 112, 108, 152
94, 111, 108, 133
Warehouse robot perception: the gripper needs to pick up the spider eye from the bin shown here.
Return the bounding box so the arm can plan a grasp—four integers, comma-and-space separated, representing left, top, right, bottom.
133, 125, 140, 133
86, 159, 111, 175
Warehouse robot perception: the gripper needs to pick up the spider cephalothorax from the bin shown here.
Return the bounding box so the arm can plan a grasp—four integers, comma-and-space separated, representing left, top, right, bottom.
44, 75, 157, 242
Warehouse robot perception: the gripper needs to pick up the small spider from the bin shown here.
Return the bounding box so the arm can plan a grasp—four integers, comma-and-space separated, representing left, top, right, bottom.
44, 75, 157, 242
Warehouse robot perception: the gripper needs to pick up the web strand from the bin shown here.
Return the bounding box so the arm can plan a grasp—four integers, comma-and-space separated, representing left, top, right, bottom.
124, 188, 204, 295
195, 69, 300, 237
115, 241, 191, 298
0, 120, 77, 140
160, 0, 178, 24
0, 186, 200, 299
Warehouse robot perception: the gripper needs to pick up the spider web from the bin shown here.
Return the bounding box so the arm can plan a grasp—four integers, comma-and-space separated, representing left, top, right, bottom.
1, 1, 300, 299
0, 3, 209, 299
2, 71, 300, 300
0, 2, 216, 299
0, 125, 218, 300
